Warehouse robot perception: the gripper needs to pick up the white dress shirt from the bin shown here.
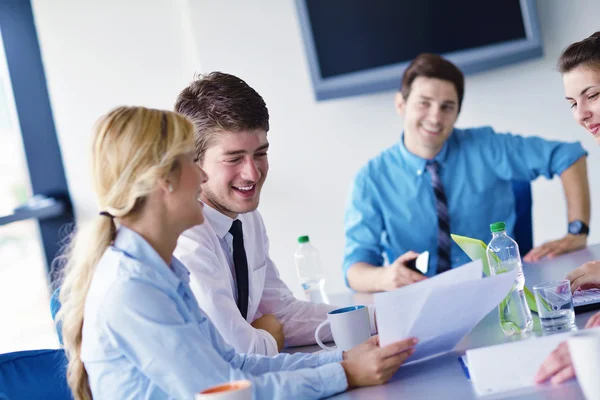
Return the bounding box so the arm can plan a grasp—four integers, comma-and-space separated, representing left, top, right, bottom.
175, 204, 375, 356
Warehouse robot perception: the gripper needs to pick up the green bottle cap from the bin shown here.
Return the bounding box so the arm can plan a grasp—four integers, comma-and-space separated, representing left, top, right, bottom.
297, 235, 310, 243
490, 222, 506, 233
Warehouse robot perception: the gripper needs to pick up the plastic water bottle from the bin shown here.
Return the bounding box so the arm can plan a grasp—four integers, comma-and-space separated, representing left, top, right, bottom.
486, 221, 533, 335
294, 236, 329, 304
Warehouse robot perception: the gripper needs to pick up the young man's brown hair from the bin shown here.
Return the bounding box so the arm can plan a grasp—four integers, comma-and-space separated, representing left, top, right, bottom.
174, 72, 270, 162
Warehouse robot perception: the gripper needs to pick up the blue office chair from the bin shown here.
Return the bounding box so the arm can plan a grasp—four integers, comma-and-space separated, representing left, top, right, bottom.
0, 349, 71, 399
50, 287, 63, 345
511, 180, 533, 256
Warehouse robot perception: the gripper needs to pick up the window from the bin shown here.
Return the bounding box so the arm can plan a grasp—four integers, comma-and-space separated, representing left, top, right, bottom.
0, 1, 73, 352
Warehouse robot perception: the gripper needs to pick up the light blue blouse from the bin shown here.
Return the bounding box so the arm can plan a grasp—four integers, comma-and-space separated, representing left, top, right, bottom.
80, 226, 347, 399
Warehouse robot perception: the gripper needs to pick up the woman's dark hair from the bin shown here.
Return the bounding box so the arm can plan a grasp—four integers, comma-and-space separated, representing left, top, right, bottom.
558, 32, 600, 74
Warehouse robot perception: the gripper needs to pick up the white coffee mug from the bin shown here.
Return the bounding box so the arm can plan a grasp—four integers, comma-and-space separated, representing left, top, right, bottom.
315, 305, 371, 351
568, 327, 600, 400
196, 379, 252, 400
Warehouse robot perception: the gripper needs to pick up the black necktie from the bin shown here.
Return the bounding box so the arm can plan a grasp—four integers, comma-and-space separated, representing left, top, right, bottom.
425, 161, 451, 274
229, 219, 249, 319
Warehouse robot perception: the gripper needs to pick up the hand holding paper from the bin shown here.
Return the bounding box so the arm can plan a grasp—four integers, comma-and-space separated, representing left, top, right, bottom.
374, 260, 518, 363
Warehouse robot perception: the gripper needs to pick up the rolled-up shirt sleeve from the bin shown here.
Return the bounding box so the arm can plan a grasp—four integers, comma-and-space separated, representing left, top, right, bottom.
343, 167, 386, 286
472, 127, 587, 181
101, 280, 348, 400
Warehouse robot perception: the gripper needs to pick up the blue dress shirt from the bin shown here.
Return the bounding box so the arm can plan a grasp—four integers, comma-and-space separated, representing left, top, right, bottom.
81, 226, 347, 399
343, 126, 587, 281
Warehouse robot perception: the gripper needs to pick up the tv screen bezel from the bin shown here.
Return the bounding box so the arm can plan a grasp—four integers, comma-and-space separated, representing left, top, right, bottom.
295, 0, 543, 101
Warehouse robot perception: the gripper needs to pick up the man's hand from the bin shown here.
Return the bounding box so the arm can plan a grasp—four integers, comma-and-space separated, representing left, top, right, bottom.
341, 335, 417, 389
535, 341, 574, 384
251, 314, 284, 351
523, 234, 587, 263
378, 251, 427, 291
566, 261, 600, 292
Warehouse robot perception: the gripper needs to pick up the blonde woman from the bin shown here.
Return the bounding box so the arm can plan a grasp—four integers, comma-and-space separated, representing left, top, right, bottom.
535, 32, 600, 385
56, 106, 417, 400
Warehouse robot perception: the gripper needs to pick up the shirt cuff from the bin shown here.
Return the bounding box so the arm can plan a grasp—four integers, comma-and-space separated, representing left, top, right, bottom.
344, 250, 384, 272
316, 362, 348, 398
554, 146, 587, 175
255, 328, 279, 356
317, 349, 343, 366
343, 250, 384, 288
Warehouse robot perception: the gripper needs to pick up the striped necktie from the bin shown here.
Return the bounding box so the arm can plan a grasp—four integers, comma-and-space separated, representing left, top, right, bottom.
425, 161, 451, 274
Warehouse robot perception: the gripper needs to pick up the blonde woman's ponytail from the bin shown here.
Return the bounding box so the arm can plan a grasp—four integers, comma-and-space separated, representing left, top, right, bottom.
57, 215, 115, 400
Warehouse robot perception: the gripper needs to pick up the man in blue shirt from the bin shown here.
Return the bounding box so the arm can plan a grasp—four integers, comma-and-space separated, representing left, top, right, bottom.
344, 53, 590, 292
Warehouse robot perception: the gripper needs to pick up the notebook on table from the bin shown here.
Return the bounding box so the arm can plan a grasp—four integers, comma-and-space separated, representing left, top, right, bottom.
465, 330, 577, 397
451, 234, 600, 314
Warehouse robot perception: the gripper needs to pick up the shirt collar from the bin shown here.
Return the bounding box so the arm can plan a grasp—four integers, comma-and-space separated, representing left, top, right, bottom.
398, 131, 452, 175
202, 202, 235, 240
113, 225, 189, 287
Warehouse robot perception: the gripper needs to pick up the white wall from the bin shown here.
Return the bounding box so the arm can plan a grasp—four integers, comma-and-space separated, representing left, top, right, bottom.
33, 0, 600, 298
31, 0, 200, 220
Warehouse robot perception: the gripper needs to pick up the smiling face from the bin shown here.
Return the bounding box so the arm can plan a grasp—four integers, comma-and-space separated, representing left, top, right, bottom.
396, 76, 459, 159
563, 65, 600, 145
198, 129, 268, 218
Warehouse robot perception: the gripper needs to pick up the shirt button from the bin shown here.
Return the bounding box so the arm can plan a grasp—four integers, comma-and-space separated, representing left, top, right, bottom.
417, 169, 423, 175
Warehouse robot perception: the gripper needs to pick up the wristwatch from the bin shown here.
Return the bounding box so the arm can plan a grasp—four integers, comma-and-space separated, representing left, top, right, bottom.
568, 220, 590, 236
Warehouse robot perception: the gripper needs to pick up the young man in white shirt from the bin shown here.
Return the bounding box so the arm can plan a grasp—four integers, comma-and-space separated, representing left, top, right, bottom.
174, 72, 375, 356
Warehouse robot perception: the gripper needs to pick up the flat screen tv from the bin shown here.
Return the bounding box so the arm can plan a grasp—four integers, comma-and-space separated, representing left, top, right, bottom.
295, 0, 543, 100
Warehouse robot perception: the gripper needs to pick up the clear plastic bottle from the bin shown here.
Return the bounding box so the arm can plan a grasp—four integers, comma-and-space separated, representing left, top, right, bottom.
294, 236, 329, 304
486, 221, 533, 335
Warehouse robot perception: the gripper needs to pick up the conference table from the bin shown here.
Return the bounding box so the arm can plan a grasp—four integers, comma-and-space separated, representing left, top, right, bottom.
290, 244, 600, 399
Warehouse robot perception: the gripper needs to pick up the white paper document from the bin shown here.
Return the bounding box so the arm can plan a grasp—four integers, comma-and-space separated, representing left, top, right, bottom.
466, 331, 575, 397
374, 260, 518, 363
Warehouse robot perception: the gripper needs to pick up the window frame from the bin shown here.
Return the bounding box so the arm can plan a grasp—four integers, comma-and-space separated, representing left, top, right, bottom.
0, 1, 74, 275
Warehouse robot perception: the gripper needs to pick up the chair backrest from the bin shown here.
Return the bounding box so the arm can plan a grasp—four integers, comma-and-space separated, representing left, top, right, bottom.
0, 349, 71, 400
50, 287, 63, 344
511, 180, 533, 256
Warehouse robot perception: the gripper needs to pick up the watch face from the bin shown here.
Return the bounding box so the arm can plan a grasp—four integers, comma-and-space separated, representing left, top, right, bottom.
569, 220, 583, 234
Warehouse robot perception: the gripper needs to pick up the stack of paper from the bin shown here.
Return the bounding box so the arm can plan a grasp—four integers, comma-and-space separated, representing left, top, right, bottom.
374, 260, 517, 362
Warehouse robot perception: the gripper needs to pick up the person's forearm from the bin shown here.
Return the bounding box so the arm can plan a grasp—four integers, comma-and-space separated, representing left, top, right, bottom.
239, 346, 342, 373
560, 156, 590, 225
347, 263, 384, 292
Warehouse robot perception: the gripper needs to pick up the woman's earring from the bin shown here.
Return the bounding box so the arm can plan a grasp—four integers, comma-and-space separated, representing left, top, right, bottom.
168, 184, 174, 193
